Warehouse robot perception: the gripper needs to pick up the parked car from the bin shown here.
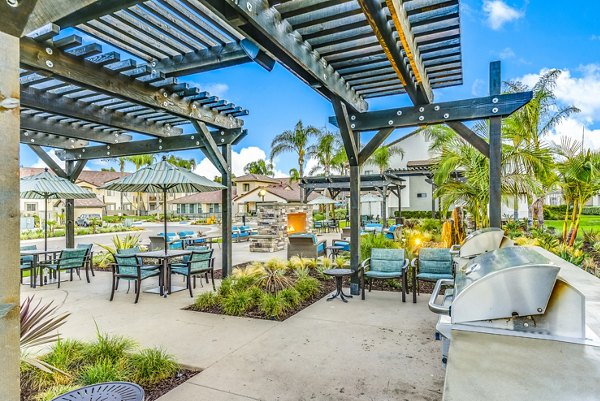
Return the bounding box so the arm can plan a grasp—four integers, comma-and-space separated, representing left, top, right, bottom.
76, 214, 103, 227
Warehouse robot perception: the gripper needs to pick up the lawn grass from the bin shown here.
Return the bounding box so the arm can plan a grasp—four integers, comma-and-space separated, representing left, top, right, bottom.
545, 215, 600, 238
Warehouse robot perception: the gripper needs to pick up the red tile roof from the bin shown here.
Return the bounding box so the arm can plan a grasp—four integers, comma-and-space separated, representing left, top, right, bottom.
20, 167, 130, 187
171, 188, 238, 204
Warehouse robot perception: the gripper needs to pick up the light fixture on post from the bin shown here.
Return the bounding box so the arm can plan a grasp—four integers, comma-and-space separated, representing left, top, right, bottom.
258, 188, 266, 203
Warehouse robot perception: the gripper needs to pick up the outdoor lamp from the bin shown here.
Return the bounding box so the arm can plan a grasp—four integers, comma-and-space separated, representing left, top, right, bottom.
258, 189, 266, 202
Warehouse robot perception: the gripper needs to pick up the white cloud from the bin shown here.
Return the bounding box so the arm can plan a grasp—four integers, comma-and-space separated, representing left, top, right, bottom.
198, 83, 229, 98
471, 78, 485, 96
517, 64, 600, 123
483, 1, 524, 30
31, 149, 65, 170
194, 146, 286, 179
591, 35, 600, 41
499, 47, 516, 59
546, 118, 600, 152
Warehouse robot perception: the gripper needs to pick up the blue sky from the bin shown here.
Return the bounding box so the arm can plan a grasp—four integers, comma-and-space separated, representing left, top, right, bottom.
22, 0, 600, 177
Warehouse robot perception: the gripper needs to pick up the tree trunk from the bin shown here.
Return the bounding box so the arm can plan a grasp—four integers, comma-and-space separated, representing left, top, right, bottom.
513, 194, 519, 220
569, 200, 584, 246
562, 199, 571, 242
567, 200, 578, 242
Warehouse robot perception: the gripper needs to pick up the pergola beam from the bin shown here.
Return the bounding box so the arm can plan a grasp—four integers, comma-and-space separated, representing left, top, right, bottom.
20, 37, 244, 129
332, 98, 359, 166
22, 131, 89, 149
154, 43, 252, 76
21, 113, 132, 144
192, 121, 228, 174
201, 0, 368, 113
358, 127, 395, 165
21, 87, 183, 137
56, 130, 246, 161
28, 144, 69, 178
343, 92, 532, 131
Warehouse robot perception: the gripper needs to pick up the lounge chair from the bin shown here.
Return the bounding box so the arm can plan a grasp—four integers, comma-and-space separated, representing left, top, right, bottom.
158, 232, 183, 249
359, 248, 410, 302
287, 233, 327, 259
384, 224, 402, 241
363, 223, 383, 234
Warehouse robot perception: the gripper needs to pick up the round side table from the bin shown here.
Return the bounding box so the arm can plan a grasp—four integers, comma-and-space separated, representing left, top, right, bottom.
51, 382, 144, 401
324, 268, 354, 303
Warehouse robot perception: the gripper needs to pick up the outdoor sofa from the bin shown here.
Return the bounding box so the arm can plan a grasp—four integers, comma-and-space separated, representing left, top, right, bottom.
287, 233, 327, 259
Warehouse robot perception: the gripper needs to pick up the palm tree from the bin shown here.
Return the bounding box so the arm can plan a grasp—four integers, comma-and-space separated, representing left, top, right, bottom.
554, 138, 600, 245
503, 69, 579, 220
270, 120, 320, 178
166, 155, 196, 170
244, 159, 275, 176
124, 154, 155, 214
307, 130, 342, 176
331, 147, 349, 175
366, 145, 404, 174
289, 168, 301, 183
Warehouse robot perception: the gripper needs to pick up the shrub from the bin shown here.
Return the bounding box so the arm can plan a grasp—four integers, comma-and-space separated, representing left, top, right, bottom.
43, 339, 87, 373
287, 256, 306, 270
334, 208, 347, 220
34, 385, 79, 401
222, 289, 255, 316
256, 261, 293, 294
259, 293, 289, 319
313, 212, 325, 221
218, 278, 233, 297
195, 291, 220, 309
78, 359, 128, 385
84, 332, 136, 363
394, 210, 439, 219
279, 288, 301, 308
360, 234, 399, 261
232, 275, 258, 292
420, 218, 442, 234
128, 348, 178, 386
294, 277, 320, 300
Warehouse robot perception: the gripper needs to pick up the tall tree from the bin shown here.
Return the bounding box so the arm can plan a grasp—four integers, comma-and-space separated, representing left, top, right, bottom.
270, 120, 320, 178
503, 69, 579, 219
366, 145, 404, 174
288, 168, 301, 183
331, 147, 349, 176
124, 154, 155, 214
166, 155, 196, 170
307, 129, 342, 176
244, 159, 275, 176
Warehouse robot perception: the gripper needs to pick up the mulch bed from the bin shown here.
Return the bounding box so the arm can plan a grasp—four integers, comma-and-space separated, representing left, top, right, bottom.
20, 369, 199, 401
188, 262, 435, 322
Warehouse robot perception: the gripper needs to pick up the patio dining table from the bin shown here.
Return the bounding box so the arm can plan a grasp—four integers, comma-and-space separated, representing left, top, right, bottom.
20, 249, 61, 288
135, 250, 191, 295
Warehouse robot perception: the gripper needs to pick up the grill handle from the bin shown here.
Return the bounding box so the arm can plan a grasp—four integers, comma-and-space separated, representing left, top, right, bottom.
428, 279, 454, 315
449, 244, 461, 256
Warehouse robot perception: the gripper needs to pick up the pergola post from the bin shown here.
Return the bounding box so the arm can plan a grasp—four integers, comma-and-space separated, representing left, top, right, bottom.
489, 61, 502, 228
65, 160, 76, 248
221, 144, 233, 278
0, 29, 21, 401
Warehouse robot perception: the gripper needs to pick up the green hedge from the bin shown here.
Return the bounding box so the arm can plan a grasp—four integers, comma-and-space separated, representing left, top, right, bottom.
393, 210, 439, 219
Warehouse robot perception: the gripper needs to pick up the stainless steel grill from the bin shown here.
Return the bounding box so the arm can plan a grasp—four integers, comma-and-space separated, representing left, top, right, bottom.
450, 227, 514, 271
429, 246, 588, 364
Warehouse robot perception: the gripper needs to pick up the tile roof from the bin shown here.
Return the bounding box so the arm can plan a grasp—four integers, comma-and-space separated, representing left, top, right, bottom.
20, 167, 130, 187
74, 197, 105, 207
171, 187, 238, 204
233, 174, 281, 184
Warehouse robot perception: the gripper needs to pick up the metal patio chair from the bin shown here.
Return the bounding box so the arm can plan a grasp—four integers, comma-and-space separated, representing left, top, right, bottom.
170, 247, 215, 297
39, 248, 88, 288
359, 248, 410, 302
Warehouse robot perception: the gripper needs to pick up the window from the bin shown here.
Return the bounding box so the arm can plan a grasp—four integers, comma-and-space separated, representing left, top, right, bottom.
25, 203, 37, 212
243, 183, 250, 192
209, 203, 221, 213
417, 193, 428, 198
106, 190, 114, 196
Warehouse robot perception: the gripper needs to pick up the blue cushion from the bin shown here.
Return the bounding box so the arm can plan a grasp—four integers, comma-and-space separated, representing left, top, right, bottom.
418, 248, 452, 275
370, 248, 405, 273
335, 241, 350, 251
384, 233, 394, 240
366, 271, 403, 278
417, 272, 453, 281
317, 242, 325, 254
21, 255, 34, 263
290, 233, 317, 244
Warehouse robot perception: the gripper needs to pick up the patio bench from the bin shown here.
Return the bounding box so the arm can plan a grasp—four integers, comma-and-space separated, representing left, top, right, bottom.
287, 233, 327, 259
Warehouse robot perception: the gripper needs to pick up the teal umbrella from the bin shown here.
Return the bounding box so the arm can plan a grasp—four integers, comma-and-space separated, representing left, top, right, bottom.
21, 169, 97, 251
100, 157, 225, 252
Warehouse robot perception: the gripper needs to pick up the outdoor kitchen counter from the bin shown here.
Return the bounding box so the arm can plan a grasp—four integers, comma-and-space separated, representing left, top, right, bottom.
443, 246, 600, 401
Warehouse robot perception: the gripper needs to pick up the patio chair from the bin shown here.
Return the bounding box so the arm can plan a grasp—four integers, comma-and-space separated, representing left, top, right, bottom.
158, 232, 183, 249
39, 248, 88, 288
363, 223, 383, 234
170, 247, 215, 297
359, 248, 410, 302
111, 253, 162, 303
384, 224, 402, 241
341, 226, 351, 240
332, 239, 350, 252
313, 220, 324, 233
148, 236, 165, 251
76, 243, 94, 282
178, 230, 207, 246
411, 248, 453, 303
232, 226, 251, 242
20, 245, 37, 285
287, 233, 327, 259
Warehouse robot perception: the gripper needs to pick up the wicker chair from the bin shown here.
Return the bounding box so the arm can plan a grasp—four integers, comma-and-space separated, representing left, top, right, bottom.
287, 234, 327, 259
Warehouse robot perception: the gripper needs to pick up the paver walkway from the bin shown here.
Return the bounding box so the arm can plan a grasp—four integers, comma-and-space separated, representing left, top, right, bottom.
21, 237, 444, 401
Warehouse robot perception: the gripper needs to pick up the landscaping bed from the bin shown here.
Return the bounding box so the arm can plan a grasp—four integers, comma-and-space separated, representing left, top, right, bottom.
20, 332, 199, 401
189, 256, 423, 322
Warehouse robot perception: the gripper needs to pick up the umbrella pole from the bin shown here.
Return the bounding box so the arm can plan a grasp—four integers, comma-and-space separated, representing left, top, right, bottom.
163, 188, 168, 254
44, 197, 48, 252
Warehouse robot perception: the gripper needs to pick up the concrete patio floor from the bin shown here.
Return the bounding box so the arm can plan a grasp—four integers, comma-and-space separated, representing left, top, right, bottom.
21, 239, 444, 401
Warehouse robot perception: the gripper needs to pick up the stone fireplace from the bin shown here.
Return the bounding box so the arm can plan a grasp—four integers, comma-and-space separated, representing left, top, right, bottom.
250, 203, 313, 252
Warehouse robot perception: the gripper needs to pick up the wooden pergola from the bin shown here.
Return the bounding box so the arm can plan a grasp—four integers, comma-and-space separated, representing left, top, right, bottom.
0, 1, 533, 398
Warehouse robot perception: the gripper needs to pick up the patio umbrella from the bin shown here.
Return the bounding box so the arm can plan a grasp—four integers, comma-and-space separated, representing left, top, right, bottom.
20, 168, 97, 251
308, 194, 338, 220
100, 156, 225, 253
360, 193, 383, 219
